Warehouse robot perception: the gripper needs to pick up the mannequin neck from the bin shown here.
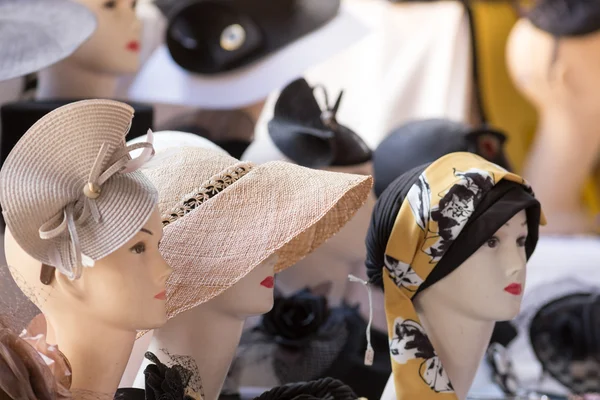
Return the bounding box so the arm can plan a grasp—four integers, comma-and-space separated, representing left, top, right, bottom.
138, 305, 245, 400
45, 309, 136, 396
36, 60, 119, 100
524, 105, 599, 233
414, 296, 495, 400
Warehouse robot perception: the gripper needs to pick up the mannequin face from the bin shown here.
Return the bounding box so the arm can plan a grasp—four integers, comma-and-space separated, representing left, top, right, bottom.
210, 254, 279, 318
5, 207, 172, 332
417, 210, 528, 322
68, 0, 141, 74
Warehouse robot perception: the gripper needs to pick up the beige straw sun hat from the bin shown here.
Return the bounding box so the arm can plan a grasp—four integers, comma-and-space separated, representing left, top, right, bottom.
141, 147, 373, 320
0, 99, 157, 280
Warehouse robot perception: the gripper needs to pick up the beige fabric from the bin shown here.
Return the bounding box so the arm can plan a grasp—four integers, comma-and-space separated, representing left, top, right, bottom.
0, 99, 157, 279
141, 147, 373, 320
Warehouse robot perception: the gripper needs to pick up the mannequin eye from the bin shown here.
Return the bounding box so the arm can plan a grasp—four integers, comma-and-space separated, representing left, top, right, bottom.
517, 236, 527, 247
130, 242, 146, 254
486, 237, 500, 248
103, 0, 117, 9
132, 0, 137, 9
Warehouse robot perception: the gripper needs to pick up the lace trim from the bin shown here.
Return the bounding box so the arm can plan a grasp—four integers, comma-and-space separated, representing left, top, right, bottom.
162, 162, 253, 226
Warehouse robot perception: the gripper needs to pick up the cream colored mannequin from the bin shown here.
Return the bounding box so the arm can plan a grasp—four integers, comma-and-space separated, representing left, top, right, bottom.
37, 0, 141, 100
381, 210, 528, 400
507, 19, 600, 234
4, 207, 171, 396
133, 253, 279, 400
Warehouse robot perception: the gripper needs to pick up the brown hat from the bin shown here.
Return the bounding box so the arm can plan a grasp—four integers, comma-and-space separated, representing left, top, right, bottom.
0, 99, 157, 280
141, 147, 373, 320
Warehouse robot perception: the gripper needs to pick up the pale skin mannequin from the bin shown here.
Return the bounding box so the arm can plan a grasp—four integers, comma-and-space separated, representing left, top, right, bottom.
36, 0, 141, 100
133, 253, 279, 400
4, 207, 171, 397
507, 19, 600, 234
381, 210, 528, 400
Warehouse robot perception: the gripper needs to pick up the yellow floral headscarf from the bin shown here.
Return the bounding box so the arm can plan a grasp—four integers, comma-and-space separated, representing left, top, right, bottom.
375, 152, 545, 399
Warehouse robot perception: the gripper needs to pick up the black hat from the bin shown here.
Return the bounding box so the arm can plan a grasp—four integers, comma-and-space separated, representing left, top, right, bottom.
373, 119, 510, 198
521, 0, 600, 37
164, 0, 341, 75
266, 78, 371, 168
530, 292, 600, 394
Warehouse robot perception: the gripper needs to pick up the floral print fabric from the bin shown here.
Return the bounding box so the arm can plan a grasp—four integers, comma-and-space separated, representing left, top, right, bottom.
382, 152, 536, 400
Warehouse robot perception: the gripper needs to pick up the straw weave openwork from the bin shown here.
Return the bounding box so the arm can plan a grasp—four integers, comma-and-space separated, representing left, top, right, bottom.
0, 100, 157, 275
142, 147, 373, 320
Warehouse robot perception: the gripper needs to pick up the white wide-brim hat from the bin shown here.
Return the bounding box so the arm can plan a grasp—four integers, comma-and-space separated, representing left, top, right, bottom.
128, 6, 369, 109
0, 0, 97, 82
127, 130, 227, 156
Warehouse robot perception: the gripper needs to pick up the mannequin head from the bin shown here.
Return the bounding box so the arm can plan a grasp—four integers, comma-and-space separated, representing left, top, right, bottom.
4, 207, 171, 332
208, 254, 279, 318
65, 0, 141, 75
414, 210, 527, 323
0, 100, 168, 335
365, 153, 543, 399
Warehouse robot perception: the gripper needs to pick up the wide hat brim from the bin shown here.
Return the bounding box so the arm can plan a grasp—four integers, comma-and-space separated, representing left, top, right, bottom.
159, 160, 372, 320
128, 6, 369, 108
0, 0, 97, 82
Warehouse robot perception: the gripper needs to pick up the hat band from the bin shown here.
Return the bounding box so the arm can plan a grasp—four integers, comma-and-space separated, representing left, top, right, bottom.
162, 161, 254, 226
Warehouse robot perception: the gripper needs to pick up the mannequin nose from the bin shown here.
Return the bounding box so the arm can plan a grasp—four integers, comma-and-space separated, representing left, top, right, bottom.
503, 247, 527, 277
159, 258, 173, 281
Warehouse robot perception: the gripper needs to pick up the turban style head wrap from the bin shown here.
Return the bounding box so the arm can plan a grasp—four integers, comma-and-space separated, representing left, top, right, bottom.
365, 152, 545, 399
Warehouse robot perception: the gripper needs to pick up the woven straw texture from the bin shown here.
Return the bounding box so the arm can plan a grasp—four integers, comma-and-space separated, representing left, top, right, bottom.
142, 147, 373, 320
0, 99, 158, 272
0, 0, 97, 81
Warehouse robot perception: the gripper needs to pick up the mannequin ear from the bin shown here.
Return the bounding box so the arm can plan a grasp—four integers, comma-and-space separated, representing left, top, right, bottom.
52, 268, 86, 302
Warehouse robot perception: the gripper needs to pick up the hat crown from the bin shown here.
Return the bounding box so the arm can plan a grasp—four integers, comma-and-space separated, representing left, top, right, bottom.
1, 100, 133, 211
0, 99, 158, 278
142, 147, 243, 216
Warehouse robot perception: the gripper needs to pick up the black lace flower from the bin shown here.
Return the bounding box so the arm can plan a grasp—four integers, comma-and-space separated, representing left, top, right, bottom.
143, 352, 196, 400
260, 289, 329, 348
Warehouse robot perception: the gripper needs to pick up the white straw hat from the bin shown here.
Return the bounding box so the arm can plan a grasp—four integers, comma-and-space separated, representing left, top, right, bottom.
127, 130, 226, 155
140, 147, 372, 321
0, 0, 97, 81
0, 100, 157, 279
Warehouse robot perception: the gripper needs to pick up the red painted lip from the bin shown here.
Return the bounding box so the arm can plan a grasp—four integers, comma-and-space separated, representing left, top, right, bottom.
260, 276, 274, 289
154, 290, 166, 300
504, 283, 522, 296
126, 41, 140, 52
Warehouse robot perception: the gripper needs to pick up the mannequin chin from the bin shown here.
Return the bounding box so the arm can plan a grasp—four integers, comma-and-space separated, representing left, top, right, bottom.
211, 254, 278, 318
70, 0, 141, 75
416, 210, 527, 323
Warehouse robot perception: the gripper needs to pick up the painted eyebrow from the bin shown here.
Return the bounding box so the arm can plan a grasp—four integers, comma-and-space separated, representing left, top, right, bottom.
140, 228, 153, 235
